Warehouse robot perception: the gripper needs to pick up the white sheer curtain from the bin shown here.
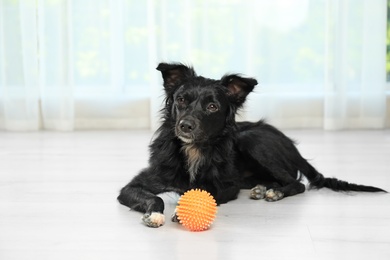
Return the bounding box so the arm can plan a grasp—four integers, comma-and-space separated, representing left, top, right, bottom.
0, 0, 388, 131
323, 0, 387, 129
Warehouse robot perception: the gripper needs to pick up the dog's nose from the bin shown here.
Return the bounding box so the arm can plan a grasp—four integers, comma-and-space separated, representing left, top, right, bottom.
179, 119, 195, 133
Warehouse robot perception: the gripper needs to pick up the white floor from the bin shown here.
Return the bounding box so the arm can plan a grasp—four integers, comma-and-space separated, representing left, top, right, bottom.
0, 130, 389, 260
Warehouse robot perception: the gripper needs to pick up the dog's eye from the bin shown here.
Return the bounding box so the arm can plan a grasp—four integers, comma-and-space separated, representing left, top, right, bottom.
176, 97, 185, 104
207, 103, 219, 112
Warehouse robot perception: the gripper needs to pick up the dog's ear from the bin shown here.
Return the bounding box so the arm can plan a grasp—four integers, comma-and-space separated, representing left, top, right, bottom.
221, 74, 258, 106
156, 63, 196, 91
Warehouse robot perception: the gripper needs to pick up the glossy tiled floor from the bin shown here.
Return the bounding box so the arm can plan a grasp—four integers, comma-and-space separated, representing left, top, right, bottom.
0, 130, 389, 260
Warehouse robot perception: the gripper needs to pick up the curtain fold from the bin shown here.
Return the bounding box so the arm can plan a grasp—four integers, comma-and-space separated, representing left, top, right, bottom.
0, 0, 40, 130
0, 0, 388, 131
324, 0, 387, 130
38, 0, 74, 130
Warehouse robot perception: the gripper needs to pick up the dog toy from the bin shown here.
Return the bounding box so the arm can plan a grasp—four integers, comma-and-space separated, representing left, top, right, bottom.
176, 189, 217, 231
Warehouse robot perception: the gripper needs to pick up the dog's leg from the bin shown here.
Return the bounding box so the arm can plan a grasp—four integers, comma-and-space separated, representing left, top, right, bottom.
250, 165, 306, 202
249, 182, 281, 200
264, 181, 305, 201
117, 171, 167, 228
118, 185, 165, 227
250, 181, 305, 202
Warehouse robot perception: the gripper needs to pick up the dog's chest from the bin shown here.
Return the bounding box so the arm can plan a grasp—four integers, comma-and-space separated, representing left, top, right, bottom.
182, 144, 205, 182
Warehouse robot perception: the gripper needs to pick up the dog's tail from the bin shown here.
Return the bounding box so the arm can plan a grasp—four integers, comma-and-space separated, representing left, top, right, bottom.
300, 161, 387, 193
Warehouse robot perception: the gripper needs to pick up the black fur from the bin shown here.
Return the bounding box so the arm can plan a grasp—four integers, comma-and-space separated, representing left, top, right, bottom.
118, 62, 386, 227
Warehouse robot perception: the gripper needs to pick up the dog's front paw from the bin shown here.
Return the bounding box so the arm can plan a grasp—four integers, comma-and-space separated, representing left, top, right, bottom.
265, 189, 284, 202
142, 212, 165, 228
250, 185, 267, 200
171, 208, 179, 223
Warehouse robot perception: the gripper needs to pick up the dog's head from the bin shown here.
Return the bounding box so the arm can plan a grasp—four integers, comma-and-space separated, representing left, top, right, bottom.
156, 62, 258, 144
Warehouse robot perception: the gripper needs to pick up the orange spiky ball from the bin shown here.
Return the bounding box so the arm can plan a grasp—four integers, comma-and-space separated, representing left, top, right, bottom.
176, 189, 217, 232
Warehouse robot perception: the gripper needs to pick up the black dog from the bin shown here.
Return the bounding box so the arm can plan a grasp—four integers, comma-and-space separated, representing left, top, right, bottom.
118, 62, 386, 227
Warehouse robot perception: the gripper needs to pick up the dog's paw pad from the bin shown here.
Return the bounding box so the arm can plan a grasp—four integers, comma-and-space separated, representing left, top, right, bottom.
250, 185, 267, 200
142, 212, 165, 228
265, 189, 284, 202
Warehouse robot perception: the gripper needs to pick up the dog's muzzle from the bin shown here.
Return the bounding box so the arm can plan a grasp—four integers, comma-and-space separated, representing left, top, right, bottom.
179, 119, 196, 134
176, 118, 197, 143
